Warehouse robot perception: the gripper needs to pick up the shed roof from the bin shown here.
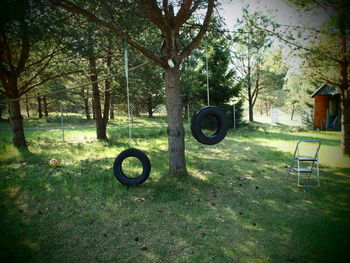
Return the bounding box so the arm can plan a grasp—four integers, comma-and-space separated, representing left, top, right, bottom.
310, 84, 340, 98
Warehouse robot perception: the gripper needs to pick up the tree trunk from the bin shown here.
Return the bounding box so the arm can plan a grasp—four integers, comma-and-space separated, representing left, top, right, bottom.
103, 79, 110, 128
248, 101, 254, 122
103, 40, 111, 129
25, 94, 30, 118
89, 57, 107, 140
8, 100, 27, 148
110, 95, 115, 119
37, 96, 43, 118
92, 97, 96, 120
43, 96, 48, 117
340, 91, 350, 156
291, 104, 295, 121
85, 99, 91, 120
338, 1, 349, 156
109, 97, 114, 120
147, 95, 153, 118
247, 56, 254, 122
164, 65, 187, 175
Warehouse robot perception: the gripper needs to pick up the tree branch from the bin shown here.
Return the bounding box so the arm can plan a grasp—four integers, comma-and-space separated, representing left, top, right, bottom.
19, 50, 58, 94
19, 70, 81, 96
136, 0, 167, 33
0, 30, 13, 67
16, 18, 30, 75
174, 0, 193, 31
55, 0, 166, 67
180, 0, 215, 60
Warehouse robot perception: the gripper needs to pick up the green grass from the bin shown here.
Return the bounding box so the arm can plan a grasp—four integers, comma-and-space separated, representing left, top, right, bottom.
0, 121, 350, 262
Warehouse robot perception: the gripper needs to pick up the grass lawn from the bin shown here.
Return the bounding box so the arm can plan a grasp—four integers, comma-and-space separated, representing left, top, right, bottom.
0, 121, 349, 262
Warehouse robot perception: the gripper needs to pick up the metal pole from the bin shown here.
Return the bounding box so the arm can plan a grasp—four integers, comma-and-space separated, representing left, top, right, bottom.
60, 104, 64, 142
233, 104, 236, 129
206, 39, 210, 106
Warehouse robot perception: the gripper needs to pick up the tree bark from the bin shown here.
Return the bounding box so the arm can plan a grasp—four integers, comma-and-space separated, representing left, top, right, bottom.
25, 94, 30, 118
43, 96, 48, 117
92, 97, 96, 120
89, 56, 107, 140
102, 39, 112, 130
82, 88, 91, 120
103, 79, 110, 127
147, 95, 153, 118
8, 99, 27, 148
109, 94, 115, 119
164, 65, 187, 175
340, 91, 350, 156
338, 0, 349, 156
248, 102, 254, 122
247, 56, 254, 122
37, 96, 43, 118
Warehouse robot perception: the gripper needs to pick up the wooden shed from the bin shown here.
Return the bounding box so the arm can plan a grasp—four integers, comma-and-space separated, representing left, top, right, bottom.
310, 85, 341, 131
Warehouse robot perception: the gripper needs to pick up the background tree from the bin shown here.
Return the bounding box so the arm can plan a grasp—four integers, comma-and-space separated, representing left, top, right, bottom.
0, 0, 77, 149
255, 48, 288, 116
232, 8, 272, 122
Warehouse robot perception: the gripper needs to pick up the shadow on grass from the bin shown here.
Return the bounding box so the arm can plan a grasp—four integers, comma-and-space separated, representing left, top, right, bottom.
0, 129, 349, 262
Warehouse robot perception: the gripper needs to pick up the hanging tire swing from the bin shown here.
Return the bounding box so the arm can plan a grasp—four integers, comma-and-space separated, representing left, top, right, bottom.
191, 106, 228, 145
190, 39, 229, 145
113, 148, 151, 186
113, 42, 151, 186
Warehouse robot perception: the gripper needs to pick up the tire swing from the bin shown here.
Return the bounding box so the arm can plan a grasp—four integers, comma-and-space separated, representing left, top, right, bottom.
113, 42, 151, 186
191, 106, 228, 145
190, 40, 228, 145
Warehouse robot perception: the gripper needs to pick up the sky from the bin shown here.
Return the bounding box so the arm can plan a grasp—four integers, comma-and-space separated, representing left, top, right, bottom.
216, 0, 330, 72
218, 0, 329, 30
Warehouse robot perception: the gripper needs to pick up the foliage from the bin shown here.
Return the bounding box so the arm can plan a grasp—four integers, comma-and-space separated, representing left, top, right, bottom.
255, 48, 288, 113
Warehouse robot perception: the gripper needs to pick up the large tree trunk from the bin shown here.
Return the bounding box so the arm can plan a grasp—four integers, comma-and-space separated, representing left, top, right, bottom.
89, 56, 107, 140
164, 65, 187, 175
8, 100, 27, 148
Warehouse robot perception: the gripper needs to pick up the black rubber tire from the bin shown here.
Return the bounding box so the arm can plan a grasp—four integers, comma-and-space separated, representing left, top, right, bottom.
113, 148, 151, 186
190, 106, 228, 145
